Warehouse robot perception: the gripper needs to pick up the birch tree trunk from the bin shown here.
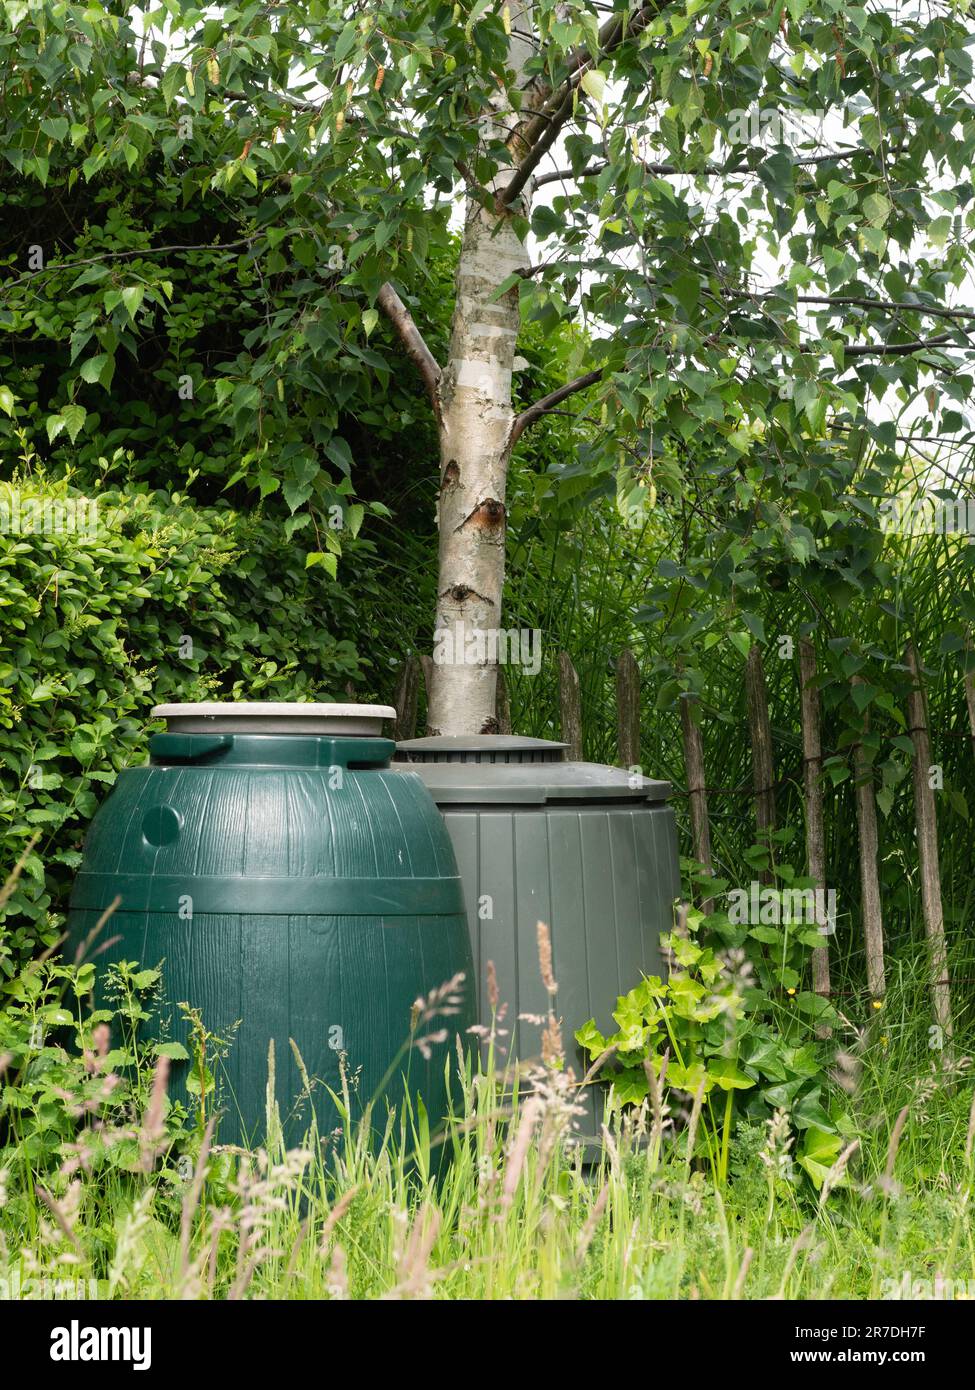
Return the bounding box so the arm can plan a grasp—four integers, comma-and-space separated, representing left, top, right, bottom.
425, 10, 536, 736
379, 7, 639, 735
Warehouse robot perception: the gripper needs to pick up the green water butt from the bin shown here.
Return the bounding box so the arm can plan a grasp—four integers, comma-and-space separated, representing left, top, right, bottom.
69, 704, 475, 1149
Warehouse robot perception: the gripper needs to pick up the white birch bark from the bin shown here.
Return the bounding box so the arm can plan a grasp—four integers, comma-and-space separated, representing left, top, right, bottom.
426, 6, 536, 735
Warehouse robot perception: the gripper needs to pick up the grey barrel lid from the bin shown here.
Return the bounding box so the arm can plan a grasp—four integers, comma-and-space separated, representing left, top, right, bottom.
394, 733, 671, 804
396, 734, 567, 764
152, 701, 396, 736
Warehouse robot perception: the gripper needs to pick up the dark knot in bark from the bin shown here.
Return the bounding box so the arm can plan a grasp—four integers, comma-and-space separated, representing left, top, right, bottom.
457, 497, 506, 533
442, 583, 495, 606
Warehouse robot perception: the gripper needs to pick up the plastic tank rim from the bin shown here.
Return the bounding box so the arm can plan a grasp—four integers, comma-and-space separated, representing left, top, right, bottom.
151, 701, 396, 736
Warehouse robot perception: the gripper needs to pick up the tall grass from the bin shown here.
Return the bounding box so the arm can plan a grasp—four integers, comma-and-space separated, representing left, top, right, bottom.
2, 925, 974, 1301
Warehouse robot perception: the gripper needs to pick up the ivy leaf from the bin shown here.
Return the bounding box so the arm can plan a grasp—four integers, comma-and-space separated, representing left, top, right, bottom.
609, 1067, 649, 1106
707, 1057, 756, 1091
792, 1086, 835, 1131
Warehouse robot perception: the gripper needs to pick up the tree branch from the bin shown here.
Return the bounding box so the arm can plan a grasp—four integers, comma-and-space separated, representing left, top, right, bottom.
507, 369, 603, 452
499, 4, 661, 210
840, 333, 957, 358
377, 282, 442, 419
533, 148, 862, 188
795, 294, 975, 324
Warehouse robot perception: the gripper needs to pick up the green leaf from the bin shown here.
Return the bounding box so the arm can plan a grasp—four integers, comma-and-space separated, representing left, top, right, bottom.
579, 69, 606, 104
283, 455, 320, 512
79, 354, 110, 385
575, 1019, 609, 1057
796, 1127, 847, 1191
862, 192, 891, 226
38, 1006, 73, 1025
120, 285, 145, 320
792, 1087, 835, 1131
707, 1056, 755, 1090
305, 551, 338, 578
667, 1059, 711, 1094
334, 20, 359, 65
670, 273, 700, 316
610, 1067, 650, 1106
62, 404, 87, 444
161, 64, 184, 109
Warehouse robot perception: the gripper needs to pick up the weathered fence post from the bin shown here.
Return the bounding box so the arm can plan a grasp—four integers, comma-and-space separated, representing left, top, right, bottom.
558, 652, 583, 761
905, 643, 953, 1048
745, 644, 776, 880
496, 668, 512, 735
851, 675, 886, 1002
964, 632, 975, 764
393, 654, 421, 742
799, 639, 830, 1034
679, 692, 714, 916
419, 653, 434, 732
616, 649, 641, 769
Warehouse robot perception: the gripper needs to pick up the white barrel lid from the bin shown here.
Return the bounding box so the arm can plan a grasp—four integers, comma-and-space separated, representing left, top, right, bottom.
151, 701, 396, 736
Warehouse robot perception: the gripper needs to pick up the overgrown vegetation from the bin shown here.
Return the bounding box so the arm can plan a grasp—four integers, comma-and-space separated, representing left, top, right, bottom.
3, 0, 975, 1300
1, 898, 973, 1300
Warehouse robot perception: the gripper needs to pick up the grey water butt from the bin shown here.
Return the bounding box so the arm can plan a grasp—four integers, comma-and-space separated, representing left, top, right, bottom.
393, 734, 680, 1144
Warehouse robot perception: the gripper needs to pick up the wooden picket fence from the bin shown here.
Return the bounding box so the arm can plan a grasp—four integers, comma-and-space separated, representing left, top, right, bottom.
393, 643, 959, 1043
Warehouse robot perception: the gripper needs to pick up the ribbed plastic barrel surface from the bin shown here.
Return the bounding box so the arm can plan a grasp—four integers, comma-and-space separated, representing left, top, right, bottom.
394, 734, 680, 1147
68, 705, 475, 1146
